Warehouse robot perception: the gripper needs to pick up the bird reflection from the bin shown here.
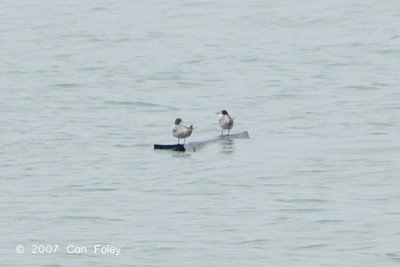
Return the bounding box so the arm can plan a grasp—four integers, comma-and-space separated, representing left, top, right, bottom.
219, 139, 235, 154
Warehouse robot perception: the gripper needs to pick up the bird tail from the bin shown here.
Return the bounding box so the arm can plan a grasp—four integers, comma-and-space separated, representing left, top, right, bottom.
187, 125, 193, 137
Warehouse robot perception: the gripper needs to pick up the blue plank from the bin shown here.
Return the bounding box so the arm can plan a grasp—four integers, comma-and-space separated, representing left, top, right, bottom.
154, 144, 185, 151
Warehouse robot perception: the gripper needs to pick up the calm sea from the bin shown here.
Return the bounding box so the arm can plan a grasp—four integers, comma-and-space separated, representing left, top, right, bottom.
1, 0, 400, 266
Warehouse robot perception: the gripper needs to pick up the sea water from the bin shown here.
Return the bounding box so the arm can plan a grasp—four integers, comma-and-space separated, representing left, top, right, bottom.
1, 0, 400, 266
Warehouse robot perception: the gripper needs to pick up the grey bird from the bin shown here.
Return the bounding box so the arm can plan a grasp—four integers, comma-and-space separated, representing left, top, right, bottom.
172, 118, 193, 144
217, 109, 234, 135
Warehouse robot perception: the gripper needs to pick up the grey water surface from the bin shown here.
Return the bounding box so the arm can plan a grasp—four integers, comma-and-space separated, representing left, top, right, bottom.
1, 0, 400, 266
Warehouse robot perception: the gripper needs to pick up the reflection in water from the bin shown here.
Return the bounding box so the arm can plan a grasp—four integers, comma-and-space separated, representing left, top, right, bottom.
172, 151, 191, 158
220, 139, 235, 154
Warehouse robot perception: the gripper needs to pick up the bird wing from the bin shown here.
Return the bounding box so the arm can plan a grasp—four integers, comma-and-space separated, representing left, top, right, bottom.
228, 118, 234, 127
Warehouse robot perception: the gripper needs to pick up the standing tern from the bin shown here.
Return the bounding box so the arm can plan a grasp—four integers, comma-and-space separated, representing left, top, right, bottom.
172, 118, 193, 144
217, 110, 234, 135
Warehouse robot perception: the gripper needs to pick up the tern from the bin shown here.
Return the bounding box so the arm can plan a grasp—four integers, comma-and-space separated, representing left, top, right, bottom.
217, 110, 234, 135
172, 118, 193, 144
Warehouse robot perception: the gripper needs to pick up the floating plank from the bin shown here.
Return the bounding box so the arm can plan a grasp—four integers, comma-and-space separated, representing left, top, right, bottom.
185, 131, 250, 152
154, 131, 250, 152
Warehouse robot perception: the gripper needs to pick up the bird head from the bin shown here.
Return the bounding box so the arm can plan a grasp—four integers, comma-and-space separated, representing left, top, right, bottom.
174, 118, 182, 125
217, 110, 229, 115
